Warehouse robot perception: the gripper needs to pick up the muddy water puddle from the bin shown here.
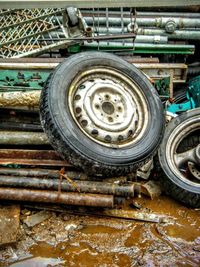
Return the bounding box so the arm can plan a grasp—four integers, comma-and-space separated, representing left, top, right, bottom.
0, 196, 200, 266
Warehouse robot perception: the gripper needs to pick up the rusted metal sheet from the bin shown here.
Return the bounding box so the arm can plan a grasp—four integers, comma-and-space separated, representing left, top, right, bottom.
0, 176, 135, 197
0, 205, 20, 245
0, 149, 70, 167
134, 63, 188, 83
0, 188, 114, 207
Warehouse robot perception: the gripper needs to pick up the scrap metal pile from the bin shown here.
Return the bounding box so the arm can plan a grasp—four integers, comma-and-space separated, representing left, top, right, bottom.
0, 7, 199, 57
0, 5, 199, 209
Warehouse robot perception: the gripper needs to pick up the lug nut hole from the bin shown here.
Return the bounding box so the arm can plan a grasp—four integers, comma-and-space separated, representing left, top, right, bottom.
105, 94, 110, 100
118, 135, 124, 141
108, 117, 113, 122
105, 135, 112, 142
81, 120, 88, 127
128, 130, 133, 137
91, 129, 98, 136
79, 85, 85, 90
75, 107, 82, 114
75, 94, 81, 101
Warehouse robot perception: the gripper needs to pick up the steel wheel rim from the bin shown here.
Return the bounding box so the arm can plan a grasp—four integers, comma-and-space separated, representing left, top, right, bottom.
68, 67, 149, 148
166, 115, 200, 188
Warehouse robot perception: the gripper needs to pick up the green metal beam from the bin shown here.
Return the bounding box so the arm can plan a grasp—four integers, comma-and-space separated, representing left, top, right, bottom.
0, 0, 199, 9
78, 43, 195, 55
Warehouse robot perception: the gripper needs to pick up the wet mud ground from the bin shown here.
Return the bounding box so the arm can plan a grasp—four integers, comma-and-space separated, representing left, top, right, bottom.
0, 195, 200, 267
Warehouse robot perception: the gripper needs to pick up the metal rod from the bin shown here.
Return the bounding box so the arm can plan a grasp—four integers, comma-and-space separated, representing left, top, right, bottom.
66, 33, 136, 41
0, 0, 199, 9
0, 91, 41, 108
0, 122, 42, 132
0, 187, 114, 207
33, 32, 136, 41
137, 12, 200, 18
82, 42, 195, 54
0, 176, 135, 197
0, 131, 48, 145
137, 28, 200, 40
0, 168, 87, 180
26, 35, 168, 44
90, 27, 200, 40
85, 16, 200, 28
0, 149, 70, 167
0, 56, 159, 64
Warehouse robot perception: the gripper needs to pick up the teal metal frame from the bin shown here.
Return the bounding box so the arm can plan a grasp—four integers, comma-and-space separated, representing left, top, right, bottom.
167, 75, 200, 113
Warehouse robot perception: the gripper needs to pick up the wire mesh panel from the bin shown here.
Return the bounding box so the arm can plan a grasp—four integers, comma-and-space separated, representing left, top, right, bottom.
0, 8, 72, 58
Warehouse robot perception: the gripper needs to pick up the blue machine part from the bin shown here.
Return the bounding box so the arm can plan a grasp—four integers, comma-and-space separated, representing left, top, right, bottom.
167, 75, 200, 114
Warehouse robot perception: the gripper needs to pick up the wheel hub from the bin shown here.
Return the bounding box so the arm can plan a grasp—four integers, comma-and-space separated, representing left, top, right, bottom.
69, 68, 148, 148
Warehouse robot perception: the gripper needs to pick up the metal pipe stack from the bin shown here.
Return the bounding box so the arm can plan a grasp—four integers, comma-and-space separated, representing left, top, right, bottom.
78, 8, 199, 54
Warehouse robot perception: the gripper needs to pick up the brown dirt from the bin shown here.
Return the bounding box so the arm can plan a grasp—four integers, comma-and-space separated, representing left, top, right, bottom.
0, 195, 199, 267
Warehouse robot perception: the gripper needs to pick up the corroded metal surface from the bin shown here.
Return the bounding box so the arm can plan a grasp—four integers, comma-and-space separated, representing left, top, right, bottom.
0, 168, 88, 180
0, 205, 20, 245
0, 188, 114, 207
0, 131, 48, 145
0, 176, 135, 197
0, 91, 41, 107
0, 149, 70, 166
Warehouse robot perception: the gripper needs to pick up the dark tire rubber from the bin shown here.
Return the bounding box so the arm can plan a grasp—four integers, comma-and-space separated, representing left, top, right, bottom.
40, 52, 165, 177
158, 108, 200, 208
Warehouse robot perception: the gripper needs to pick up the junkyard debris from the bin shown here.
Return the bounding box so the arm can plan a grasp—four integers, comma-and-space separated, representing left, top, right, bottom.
0, 176, 135, 197
0, 188, 114, 208
140, 180, 162, 199
23, 210, 52, 227
0, 205, 20, 246
102, 209, 173, 223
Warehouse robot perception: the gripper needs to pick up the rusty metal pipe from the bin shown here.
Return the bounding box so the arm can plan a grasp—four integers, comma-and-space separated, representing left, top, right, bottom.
0, 149, 69, 167
0, 122, 42, 132
0, 176, 135, 197
0, 91, 41, 108
0, 187, 114, 207
0, 131, 48, 145
0, 168, 87, 180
